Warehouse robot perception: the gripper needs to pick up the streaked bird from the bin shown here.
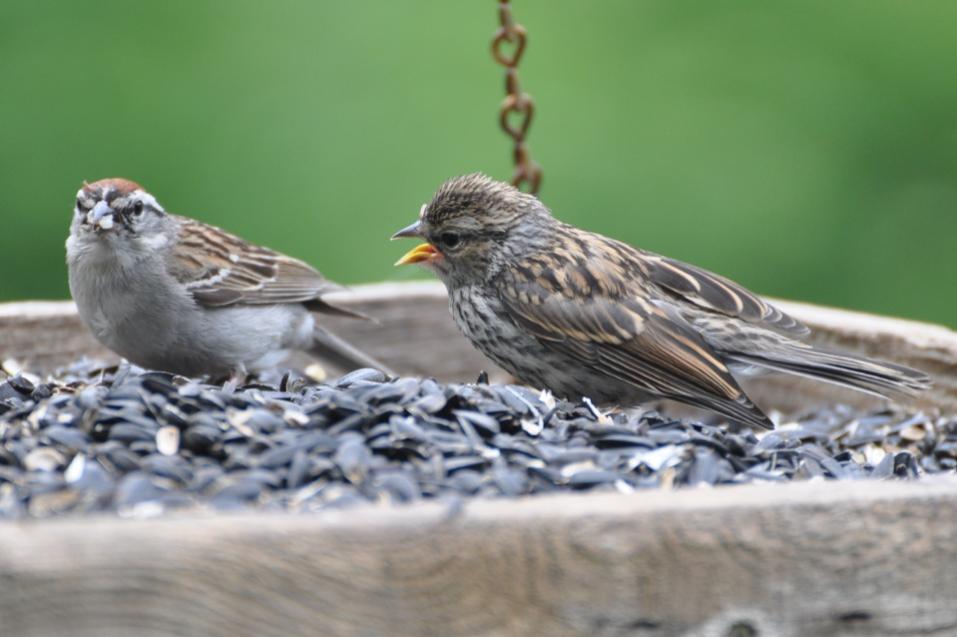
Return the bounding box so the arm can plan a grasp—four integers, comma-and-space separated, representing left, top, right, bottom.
393, 173, 929, 429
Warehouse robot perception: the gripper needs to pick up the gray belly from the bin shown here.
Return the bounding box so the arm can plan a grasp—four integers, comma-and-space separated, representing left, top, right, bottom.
70, 264, 177, 353
67, 256, 309, 377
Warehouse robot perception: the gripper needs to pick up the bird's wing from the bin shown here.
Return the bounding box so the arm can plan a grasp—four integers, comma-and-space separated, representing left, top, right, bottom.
633, 247, 808, 337
167, 216, 346, 309
493, 245, 773, 429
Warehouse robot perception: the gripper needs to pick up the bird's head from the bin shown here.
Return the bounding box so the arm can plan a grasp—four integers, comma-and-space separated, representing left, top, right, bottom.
73, 178, 168, 241
392, 173, 550, 282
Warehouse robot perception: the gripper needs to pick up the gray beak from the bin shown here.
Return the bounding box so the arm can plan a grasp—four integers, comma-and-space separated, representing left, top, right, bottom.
391, 220, 423, 240
87, 201, 115, 230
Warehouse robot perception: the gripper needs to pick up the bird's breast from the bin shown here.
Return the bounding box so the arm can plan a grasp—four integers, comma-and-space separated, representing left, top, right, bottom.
447, 284, 587, 397
448, 286, 538, 358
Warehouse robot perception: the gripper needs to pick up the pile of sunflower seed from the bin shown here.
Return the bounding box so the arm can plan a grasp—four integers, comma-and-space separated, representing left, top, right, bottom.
0, 360, 953, 518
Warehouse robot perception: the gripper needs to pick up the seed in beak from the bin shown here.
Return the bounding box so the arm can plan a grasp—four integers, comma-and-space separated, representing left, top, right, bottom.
87, 201, 115, 231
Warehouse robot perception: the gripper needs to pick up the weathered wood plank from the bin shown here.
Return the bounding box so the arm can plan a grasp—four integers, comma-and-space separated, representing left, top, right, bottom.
0, 479, 956, 637
2, 282, 955, 411
0, 301, 115, 375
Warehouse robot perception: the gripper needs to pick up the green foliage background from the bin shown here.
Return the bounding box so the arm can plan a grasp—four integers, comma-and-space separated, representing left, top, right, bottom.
2, 1, 955, 326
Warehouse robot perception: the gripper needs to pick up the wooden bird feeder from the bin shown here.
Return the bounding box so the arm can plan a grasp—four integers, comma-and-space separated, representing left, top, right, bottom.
1, 283, 957, 636
3, 3, 956, 635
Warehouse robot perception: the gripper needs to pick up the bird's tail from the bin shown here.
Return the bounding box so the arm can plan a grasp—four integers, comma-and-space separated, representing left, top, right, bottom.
310, 326, 395, 377
726, 344, 930, 399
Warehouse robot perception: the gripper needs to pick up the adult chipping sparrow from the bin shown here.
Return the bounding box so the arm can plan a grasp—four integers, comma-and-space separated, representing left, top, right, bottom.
67, 178, 389, 378
393, 174, 929, 429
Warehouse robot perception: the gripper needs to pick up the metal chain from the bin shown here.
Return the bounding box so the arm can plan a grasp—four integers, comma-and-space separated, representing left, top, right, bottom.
491, 0, 542, 194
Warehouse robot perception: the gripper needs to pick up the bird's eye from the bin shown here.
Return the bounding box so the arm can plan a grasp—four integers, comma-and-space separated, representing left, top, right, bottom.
76, 197, 89, 212
439, 232, 461, 249
132, 200, 144, 216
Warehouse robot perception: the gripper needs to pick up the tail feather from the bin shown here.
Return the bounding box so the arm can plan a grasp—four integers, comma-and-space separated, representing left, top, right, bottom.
304, 297, 375, 322
310, 326, 395, 377
727, 346, 930, 399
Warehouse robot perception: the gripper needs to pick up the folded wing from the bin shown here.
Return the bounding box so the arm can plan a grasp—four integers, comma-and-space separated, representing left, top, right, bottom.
494, 253, 774, 429
636, 248, 808, 337
168, 217, 352, 315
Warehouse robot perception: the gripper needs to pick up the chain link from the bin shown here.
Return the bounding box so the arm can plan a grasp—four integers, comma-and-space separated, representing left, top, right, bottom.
491, 0, 542, 194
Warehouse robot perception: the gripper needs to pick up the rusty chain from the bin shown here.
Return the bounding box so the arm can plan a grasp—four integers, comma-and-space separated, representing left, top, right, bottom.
491, 0, 542, 194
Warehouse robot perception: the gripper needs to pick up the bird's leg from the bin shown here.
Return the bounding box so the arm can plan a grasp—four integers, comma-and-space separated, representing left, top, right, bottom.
223, 364, 248, 392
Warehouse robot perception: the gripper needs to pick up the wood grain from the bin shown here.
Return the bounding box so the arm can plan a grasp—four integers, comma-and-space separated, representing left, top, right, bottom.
1, 479, 956, 637
2, 282, 955, 411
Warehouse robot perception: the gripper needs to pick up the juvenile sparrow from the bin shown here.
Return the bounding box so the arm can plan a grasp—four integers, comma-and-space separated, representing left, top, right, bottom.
394, 174, 929, 429
67, 178, 389, 378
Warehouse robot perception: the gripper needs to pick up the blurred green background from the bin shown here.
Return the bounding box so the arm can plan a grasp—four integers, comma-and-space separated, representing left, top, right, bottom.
1, 1, 955, 326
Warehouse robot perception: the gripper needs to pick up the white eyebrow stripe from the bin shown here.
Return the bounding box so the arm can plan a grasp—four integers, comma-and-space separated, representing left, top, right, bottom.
132, 190, 163, 212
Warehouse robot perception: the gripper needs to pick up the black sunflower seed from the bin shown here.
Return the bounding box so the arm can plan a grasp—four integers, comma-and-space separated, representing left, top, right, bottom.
0, 361, 949, 519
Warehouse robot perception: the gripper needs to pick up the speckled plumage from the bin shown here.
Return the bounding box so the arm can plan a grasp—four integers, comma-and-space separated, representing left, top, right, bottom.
395, 173, 930, 429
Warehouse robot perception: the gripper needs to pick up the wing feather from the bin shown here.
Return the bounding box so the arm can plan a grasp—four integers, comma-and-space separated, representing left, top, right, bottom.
637, 250, 809, 337
495, 249, 773, 429
168, 216, 344, 308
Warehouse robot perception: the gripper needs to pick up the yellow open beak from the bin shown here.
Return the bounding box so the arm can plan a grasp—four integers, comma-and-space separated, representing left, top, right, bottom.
395, 243, 440, 266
